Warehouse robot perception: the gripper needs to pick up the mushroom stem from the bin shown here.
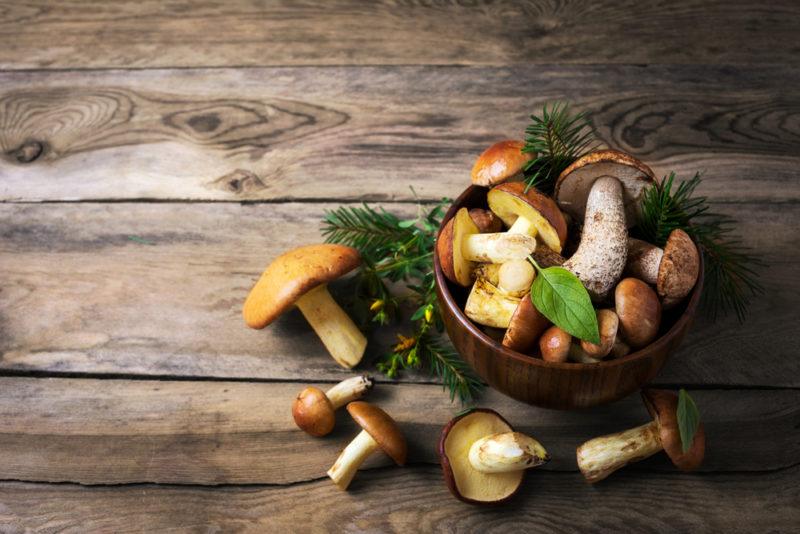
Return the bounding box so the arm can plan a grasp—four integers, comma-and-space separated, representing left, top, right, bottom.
469, 432, 549, 473
327, 429, 380, 490
507, 216, 538, 236
464, 279, 521, 328
576, 420, 662, 483
295, 285, 367, 369
626, 238, 663, 285
326, 375, 374, 410
462, 233, 537, 263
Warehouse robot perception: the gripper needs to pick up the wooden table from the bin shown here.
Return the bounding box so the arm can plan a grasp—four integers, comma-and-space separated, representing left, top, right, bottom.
1, 2, 798, 532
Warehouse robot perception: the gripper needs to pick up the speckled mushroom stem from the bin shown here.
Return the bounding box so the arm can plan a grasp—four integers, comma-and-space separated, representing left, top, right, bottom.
626, 238, 664, 285
468, 432, 549, 473
295, 285, 367, 369
327, 429, 380, 490
325, 375, 374, 410
576, 420, 662, 483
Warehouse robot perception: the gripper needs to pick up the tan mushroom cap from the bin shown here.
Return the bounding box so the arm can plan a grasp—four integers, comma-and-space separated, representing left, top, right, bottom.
488, 182, 568, 253
292, 387, 335, 437
502, 295, 551, 353
437, 208, 480, 287
581, 309, 619, 359
615, 278, 662, 349
658, 229, 701, 308
539, 326, 572, 363
555, 149, 655, 227
471, 140, 534, 187
243, 244, 361, 329
642, 389, 705, 471
347, 401, 407, 465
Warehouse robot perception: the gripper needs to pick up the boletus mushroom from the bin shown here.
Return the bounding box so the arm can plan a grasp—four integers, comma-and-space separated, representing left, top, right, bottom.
539, 325, 572, 363
292, 375, 374, 437
626, 229, 700, 308
502, 294, 551, 353
439, 409, 549, 504
576, 389, 705, 483
487, 182, 568, 253
555, 150, 656, 301
471, 140, 534, 187
243, 244, 367, 369
327, 401, 407, 490
615, 277, 662, 349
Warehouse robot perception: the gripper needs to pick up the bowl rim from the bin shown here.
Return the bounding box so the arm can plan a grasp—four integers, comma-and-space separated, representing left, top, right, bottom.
433, 184, 704, 372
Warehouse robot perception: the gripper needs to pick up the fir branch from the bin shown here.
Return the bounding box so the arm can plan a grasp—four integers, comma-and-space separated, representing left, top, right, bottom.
321, 204, 410, 259
422, 333, 483, 403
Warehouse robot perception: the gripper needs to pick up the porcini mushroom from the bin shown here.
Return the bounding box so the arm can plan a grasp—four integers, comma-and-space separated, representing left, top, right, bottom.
464, 279, 521, 329
243, 244, 367, 369
539, 325, 572, 363
615, 277, 662, 349
580, 309, 620, 359
471, 140, 534, 187
502, 294, 551, 353
327, 401, 407, 490
292, 375, 374, 437
496, 259, 536, 297
555, 150, 656, 301
577, 389, 705, 483
626, 229, 700, 309
487, 182, 568, 253
440, 409, 549, 504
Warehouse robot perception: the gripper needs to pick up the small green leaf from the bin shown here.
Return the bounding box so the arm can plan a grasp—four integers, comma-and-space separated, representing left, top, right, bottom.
529, 264, 600, 344
397, 219, 417, 228
677, 389, 701, 453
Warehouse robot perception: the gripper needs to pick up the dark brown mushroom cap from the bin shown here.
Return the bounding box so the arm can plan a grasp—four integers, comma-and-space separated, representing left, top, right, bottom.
292, 387, 335, 437
488, 182, 568, 253
437, 208, 480, 287
539, 326, 572, 363
555, 149, 655, 227
347, 401, 407, 465
658, 229, 701, 308
468, 208, 503, 233
641, 389, 706, 471
243, 244, 361, 329
615, 278, 662, 349
471, 140, 534, 187
502, 295, 551, 353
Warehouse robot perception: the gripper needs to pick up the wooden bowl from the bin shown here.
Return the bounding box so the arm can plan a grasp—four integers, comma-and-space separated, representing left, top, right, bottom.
434, 185, 703, 410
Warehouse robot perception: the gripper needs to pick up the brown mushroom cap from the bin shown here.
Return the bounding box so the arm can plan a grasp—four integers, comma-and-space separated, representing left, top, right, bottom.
468, 208, 503, 233
658, 229, 701, 308
581, 309, 619, 359
471, 140, 534, 187
437, 208, 480, 287
641, 389, 705, 471
555, 149, 655, 228
347, 401, 407, 465
292, 387, 335, 437
243, 244, 361, 329
487, 182, 568, 253
539, 326, 572, 363
615, 278, 662, 349
503, 295, 551, 353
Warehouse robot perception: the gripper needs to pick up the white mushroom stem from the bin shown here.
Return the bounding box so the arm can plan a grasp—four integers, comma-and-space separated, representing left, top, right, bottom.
469, 432, 549, 473
471, 263, 501, 285
507, 216, 538, 236
295, 285, 367, 369
464, 279, 521, 328
462, 233, 537, 263
626, 238, 664, 285
563, 176, 628, 301
326, 429, 379, 490
325, 376, 374, 410
497, 259, 535, 297
576, 420, 662, 483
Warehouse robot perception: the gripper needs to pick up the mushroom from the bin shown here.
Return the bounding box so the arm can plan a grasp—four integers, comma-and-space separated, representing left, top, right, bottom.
464, 278, 521, 329
502, 294, 551, 353
439, 409, 549, 504
576, 389, 705, 483
580, 309, 620, 359
539, 325, 572, 363
327, 401, 407, 490
468, 208, 503, 233
615, 277, 662, 349
496, 259, 535, 297
471, 140, 534, 187
555, 150, 656, 301
471, 262, 501, 285
292, 375, 374, 437
487, 182, 568, 253
626, 229, 700, 309
243, 244, 367, 369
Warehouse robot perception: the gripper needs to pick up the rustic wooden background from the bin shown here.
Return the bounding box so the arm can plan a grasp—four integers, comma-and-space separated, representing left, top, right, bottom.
1, 1, 799, 532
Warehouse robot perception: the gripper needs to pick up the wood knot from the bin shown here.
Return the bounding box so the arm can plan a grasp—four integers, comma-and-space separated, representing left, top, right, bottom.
10, 140, 45, 163
209, 169, 267, 195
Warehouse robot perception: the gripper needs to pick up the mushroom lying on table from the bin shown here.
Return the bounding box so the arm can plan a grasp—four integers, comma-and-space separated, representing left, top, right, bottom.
626, 229, 700, 308
439, 409, 549, 504
243, 244, 367, 369
471, 140, 534, 187
292, 375, 374, 437
577, 389, 705, 483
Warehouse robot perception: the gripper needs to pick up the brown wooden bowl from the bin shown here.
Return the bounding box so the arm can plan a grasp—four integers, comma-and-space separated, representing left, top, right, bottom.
434, 185, 703, 410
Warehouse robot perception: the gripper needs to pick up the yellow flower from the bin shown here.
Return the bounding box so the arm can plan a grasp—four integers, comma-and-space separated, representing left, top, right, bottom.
394, 334, 416, 352
424, 305, 434, 324
369, 299, 384, 313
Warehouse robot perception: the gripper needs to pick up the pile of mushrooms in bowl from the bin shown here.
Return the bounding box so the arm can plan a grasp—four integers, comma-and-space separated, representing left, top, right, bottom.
433, 144, 703, 410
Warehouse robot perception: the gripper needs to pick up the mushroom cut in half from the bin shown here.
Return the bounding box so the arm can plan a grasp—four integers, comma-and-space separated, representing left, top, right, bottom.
487, 182, 568, 253
471, 140, 534, 187
576, 389, 705, 483
243, 244, 367, 369
440, 409, 549, 505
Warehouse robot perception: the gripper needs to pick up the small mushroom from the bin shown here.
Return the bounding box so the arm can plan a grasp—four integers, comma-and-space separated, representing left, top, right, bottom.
327, 402, 407, 490
555, 150, 656, 301
615, 277, 662, 349
487, 182, 568, 253
464, 278, 521, 329
539, 325, 572, 363
496, 259, 536, 297
243, 244, 367, 369
502, 294, 551, 353
626, 230, 700, 309
580, 309, 620, 359
439, 409, 549, 504
471, 140, 534, 187
292, 375, 374, 437
576, 389, 705, 483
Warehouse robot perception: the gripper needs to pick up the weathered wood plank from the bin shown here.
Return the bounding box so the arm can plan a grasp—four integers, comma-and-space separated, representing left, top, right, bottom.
1, 66, 798, 202
0, 377, 796, 485
1, 467, 798, 534
1, 202, 796, 387
1, 1, 798, 69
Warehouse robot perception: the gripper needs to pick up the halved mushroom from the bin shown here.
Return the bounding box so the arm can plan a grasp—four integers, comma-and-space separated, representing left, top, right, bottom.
292, 375, 374, 437
243, 244, 367, 369
577, 389, 705, 483
464, 279, 521, 329
471, 140, 534, 187
615, 277, 662, 349
440, 409, 549, 504
626, 229, 700, 309
487, 182, 568, 253
555, 150, 656, 301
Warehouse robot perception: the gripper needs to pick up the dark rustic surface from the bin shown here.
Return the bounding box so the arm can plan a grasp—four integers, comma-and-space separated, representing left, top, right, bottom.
1, 1, 798, 532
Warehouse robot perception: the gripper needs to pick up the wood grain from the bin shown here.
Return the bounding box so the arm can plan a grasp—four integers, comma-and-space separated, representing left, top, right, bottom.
1, 1, 799, 69
1, 66, 798, 202
0, 377, 796, 485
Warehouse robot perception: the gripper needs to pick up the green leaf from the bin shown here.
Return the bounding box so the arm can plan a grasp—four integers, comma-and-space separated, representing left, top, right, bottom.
677, 389, 701, 453
397, 219, 418, 228
529, 264, 600, 344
